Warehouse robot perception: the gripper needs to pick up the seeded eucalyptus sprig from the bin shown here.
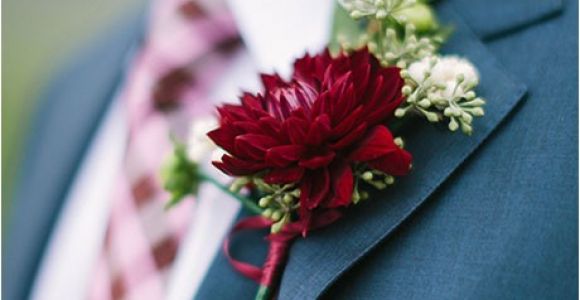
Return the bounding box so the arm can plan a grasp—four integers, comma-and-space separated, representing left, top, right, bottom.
336, 0, 447, 69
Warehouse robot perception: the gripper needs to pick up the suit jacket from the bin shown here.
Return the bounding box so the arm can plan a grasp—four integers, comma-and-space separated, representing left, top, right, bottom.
4, 0, 578, 299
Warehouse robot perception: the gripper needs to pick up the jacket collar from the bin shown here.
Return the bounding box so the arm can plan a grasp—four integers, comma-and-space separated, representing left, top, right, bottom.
449, 0, 563, 40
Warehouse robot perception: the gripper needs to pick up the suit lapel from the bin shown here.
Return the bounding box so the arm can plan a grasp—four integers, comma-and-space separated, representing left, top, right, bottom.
449, 0, 563, 40
3, 12, 145, 300
277, 2, 529, 299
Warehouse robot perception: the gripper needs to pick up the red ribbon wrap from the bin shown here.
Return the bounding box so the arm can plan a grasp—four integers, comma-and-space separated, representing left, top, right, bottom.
224, 210, 342, 294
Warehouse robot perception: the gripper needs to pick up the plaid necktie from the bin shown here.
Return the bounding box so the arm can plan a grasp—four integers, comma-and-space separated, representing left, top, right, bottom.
89, 1, 239, 299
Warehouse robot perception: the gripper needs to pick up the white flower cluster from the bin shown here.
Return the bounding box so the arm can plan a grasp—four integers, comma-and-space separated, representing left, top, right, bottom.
395, 55, 486, 135
339, 0, 417, 20
187, 117, 220, 163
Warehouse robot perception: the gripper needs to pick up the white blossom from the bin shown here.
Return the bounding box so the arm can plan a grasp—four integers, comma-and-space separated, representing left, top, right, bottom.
408, 55, 479, 98
339, 0, 417, 20
187, 117, 218, 162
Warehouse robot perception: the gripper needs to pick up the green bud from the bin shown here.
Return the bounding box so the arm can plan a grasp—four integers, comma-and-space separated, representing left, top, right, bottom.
456, 73, 465, 83
393, 3, 437, 32
360, 191, 369, 200
470, 107, 485, 117
394, 137, 405, 148
352, 189, 361, 204
262, 208, 273, 218
444, 107, 453, 117
290, 189, 301, 198
258, 195, 272, 207
402, 85, 413, 96
271, 215, 289, 234
452, 107, 462, 117
271, 211, 282, 222
461, 111, 473, 123
384, 52, 397, 61
386, 28, 397, 39
423, 110, 440, 122
385, 175, 395, 185
395, 108, 407, 118
371, 181, 387, 190
461, 122, 473, 135
463, 98, 486, 107
283, 193, 294, 204
361, 171, 374, 181
418, 98, 431, 108
376, 9, 388, 19
464, 91, 476, 100
350, 10, 365, 19
229, 177, 249, 193
271, 220, 284, 234
448, 117, 459, 131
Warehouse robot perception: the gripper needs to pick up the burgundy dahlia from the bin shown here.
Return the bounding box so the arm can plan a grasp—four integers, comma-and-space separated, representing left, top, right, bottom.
208, 48, 412, 221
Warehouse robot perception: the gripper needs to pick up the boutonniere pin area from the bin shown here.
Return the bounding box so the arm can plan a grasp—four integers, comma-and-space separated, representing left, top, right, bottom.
163, 0, 486, 299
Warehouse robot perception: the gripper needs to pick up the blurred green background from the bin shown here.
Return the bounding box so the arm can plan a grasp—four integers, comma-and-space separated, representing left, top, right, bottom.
2, 0, 144, 231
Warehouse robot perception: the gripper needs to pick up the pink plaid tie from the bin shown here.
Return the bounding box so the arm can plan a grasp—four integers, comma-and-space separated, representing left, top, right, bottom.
89, 1, 239, 299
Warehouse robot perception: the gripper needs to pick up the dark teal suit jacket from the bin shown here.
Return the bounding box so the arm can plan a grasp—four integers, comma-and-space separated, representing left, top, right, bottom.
4, 0, 578, 299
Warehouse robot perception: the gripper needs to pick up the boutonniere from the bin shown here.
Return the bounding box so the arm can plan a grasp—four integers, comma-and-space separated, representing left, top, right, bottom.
163, 0, 486, 299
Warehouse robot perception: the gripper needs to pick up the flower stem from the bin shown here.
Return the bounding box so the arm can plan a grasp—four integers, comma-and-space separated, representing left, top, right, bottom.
255, 285, 270, 300
198, 172, 263, 214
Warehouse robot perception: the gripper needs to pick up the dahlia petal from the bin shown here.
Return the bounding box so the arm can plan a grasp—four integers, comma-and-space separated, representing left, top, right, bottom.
332, 106, 363, 137
233, 121, 261, 133
261, 73, 286, 90
258, 116, 283, 139
305, 114, 331, 145
264, 166, 304, 184
213, 154, 265, 176
284, 117, 308, 144
368, 148, 413, 176
299, 151, 335, 169
207, 127, 237, 154
330, 122, 367, 150
328, 162, 354, 207
300, 169, 330, 210
241, 92, 263, 111
349, 125, 397, 162
330, 83, 356, 123
265, 145, 307, 167
234, 134, 279, 160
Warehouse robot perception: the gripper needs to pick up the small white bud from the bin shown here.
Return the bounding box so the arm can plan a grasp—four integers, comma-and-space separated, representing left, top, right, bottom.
418, 98, 431, 108
395, 108, 407, 118
362, 171, 374, 181
448, 117, 459, 131
471, 107, 485, 117
394, 137, 405, 148
464, 91, 476, 100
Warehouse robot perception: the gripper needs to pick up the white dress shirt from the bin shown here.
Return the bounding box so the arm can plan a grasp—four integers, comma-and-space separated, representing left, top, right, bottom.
31, 1, 333, 299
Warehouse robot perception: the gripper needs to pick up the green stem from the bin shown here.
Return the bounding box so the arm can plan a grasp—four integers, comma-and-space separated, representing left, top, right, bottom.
255, 285, 270, 300
198, 172, 263, 214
